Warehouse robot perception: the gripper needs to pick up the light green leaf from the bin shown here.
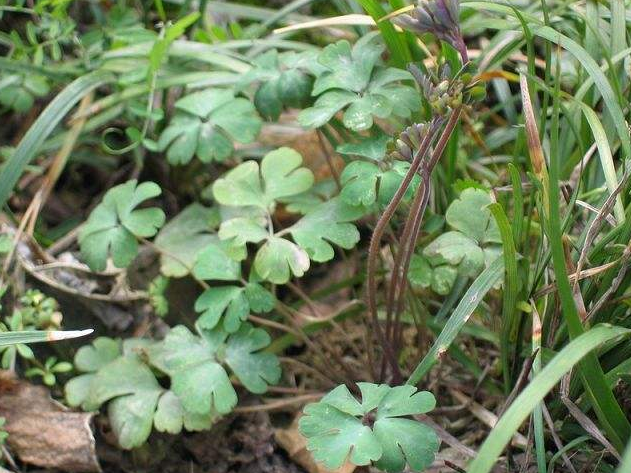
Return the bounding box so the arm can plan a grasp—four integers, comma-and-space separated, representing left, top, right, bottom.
312, 38, 383, 95
299, 383, 438, 472
445, 188, 500, 244
289, 197, 364, 262
224, 323, 281, 393
158, 89, 262, 164
195, 286, 248, 333
213, 147, 314, 211
147, 325, 236, 415
154, 391, 215, 434
424, 231, 484, 277
337, 133, 390, 161
408, 254, 432, 289
79, 180, 165, 272
297, 90, 356, 129
154, 203, 219, 277
192, 237, 241, 281
254, 237, 310, 284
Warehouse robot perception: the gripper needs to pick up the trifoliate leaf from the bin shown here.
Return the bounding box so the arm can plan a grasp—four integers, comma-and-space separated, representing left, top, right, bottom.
224, 323, 281, 393
158, 89, 262, 164
66, 348, 164, 449
337, 132, 390, 161
146, 325, 236, 415
289, 197, 364, 262
340, 161, 419, 207
154, 203, 219, 277
147, 323, 280, 415
238, 49, 314, 120
299, 383, 438, 472
79, 180, 165, 272
195, 286, 248, 333
195, 281, 276, 332
312, 37, 383, 95
153, 391, 215, 434
213, 147, 314, 211
423, 231, 484, 278
298, 37, 420, 131
192, 237, 241, 281
430, 265, 458, 295
445, 188, 501, 244
418, 187, 504, 289
254, 237, 310, 284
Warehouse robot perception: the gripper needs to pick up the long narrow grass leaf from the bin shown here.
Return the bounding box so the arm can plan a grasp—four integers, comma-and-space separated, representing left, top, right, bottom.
0, 70, 115, 209
467, 324, 631, 473
407, 257, 504, 385
0, 329, 93, 347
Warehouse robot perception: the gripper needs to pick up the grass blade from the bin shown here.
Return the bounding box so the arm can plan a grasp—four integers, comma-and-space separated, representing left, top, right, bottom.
406, 257, 504, 385
356, 0, 410, 67
547, 55, 631, 450
467, 324, 631, 473
0, 70, 115, 210
488, 203, 520, 391
0, 329, 93, 347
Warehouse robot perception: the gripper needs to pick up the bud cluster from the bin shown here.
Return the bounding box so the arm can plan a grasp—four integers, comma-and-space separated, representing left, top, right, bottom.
409, 64, 486, 115
392, 122, 433, 162
392, 0, 467, 62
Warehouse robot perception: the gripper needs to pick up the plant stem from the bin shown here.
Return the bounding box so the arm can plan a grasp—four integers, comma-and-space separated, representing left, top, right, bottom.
366, 121, 438, 382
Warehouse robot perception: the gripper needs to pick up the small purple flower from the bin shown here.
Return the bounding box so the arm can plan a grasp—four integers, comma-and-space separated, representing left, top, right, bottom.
392, 0, 468, 63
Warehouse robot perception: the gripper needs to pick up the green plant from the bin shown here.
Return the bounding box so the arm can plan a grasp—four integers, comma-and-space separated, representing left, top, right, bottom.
155, 89, 262, 164
2, 0, 631, 471
299, 383, 439, 472
66, 322, 280, 449
409, 187, 503, 295
79, 180, 165, 271
238, 49, 317, 120
298, 35, 420, 131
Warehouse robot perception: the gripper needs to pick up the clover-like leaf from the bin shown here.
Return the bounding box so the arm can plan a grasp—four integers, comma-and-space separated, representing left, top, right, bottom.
254, 236, 310, 284
298, 37, 420, 131
0, 73, 49, 113
195, 283, 275, 333
147, 323, 279, 415
312, 37, 383, 95
337, 132, 390, 161
239, 49, 314, 120
154, 203, 220, 277
340, 161, 420, 207
158, 89, 262, 165
224, 323, 281, 393
424, 231, 484, 278
192, 237, 242, 281
79, 180, 165, 272
289, 197, 365, 262
147, 325, 236, 415
445, 188, 501, 244
66, 340, 164, 449
299, 383, 439, 472
213, 147, 314, 211
420, 187, 504, 286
